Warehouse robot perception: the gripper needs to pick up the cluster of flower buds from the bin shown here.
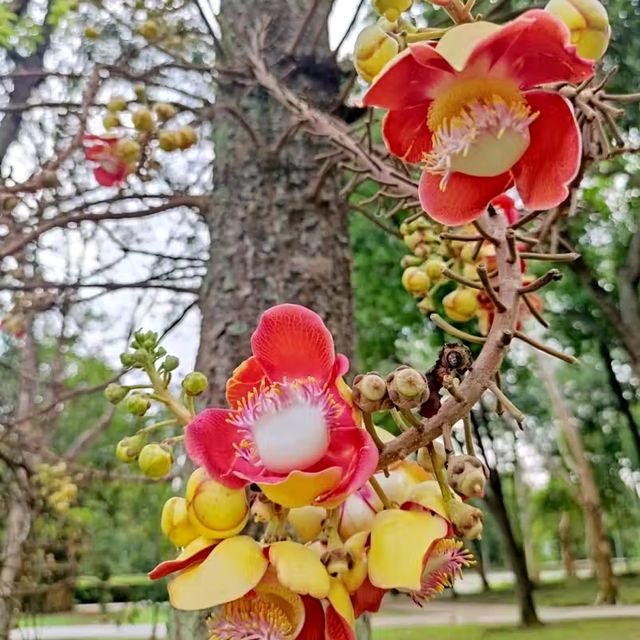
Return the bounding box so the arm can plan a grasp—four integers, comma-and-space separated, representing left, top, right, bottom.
352, 365, 429, 413
34, 462, 78, 515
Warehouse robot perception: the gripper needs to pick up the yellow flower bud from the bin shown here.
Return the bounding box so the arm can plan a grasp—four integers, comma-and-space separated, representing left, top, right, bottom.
134, 84, 146, 100
182, 371, 208, 396
107, 96, 128, 113
158, 130, 179, 152
141, 19, 159, 41
154, 102, 177, 120
114, 138, 141, 164
354, 24, 400, 84
103, 113, 121, 130
424, 258, 444, 281
175, 126, 198, 149
443, 288, 478, 322
138, 443, 173, 478
373, 0, 413, 21
545, 0, 610, 60
386, 365, 429, 410
132, 108, 154, 133
186, 467, 248, 539
115, 433, 147, 463
161, 497, 199, 547
402, 266, 430, 297
84, 26, 99, 40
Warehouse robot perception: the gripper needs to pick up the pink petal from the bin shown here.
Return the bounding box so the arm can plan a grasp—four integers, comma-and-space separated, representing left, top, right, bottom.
225, 356, 267, 407
316, 426, 379, 506
382, 104, 433, 164
298, 596, 325, 640
491, 194, 518, 224
470, 9, 593, 89
512, 91, 581, 211
419, 170, 512, 226
351, 578, 386, 618
363, 45, 454, 111
148, 545, 214, 580
251, 304, 336, 384
84, 144, 107, 161
184, 408, 247, 489
94, 167, 121, 187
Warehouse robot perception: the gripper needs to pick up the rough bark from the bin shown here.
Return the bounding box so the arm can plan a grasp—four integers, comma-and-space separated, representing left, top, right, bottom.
559, 511, 577, 579
514, 457, 539, 583
537, 355, 618, 604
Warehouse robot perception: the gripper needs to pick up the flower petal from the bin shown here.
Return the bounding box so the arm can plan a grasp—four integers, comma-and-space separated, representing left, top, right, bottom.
148, 537, 215, 580
512, 90, 581, 211
326, 578, 356, 640
368, 509, 448, 590
184, 408, 246, 489
363, 45, 454, 111
419, 170, 512, 226
251, 304, 336, 384
94, 166, 121, 187
382, 104, 433, 164
167, 536, 267, 610
435, 21, 502, 71
269, 541, 331, 599
406, 480, 450, 522
469, 9, 593, 88
226, 356, 266, 407
298, 596, 325, 640
259, 467, 342, 508
351, 577, 386, 618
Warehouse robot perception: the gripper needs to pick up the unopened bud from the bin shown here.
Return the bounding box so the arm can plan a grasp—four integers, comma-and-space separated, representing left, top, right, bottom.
104, 383, 128, 404
443, 288, 478, 323
186, 467, 248, 538
134, 84, 146, 100
158, 130, 178, 152
120, 352, 136, 367
138, 443, 173, 478
402, 266, 430, 297
163, 355, 180, 371
417, 295, 435, 315
352, 372, 390, 413
182, 371, 208, 396
373, 0, 413, 21
386, 365, 429, 410
115, 432, 147, 463
103, 113, 121, 130
115, 138, 141, 163
447, 500, 484, 540
132, 108, 154, 133
417, 441, 446, 474
154, 102, 177, 120
424, 258, 444, 281
161, 496, 199, 547
400, 255, 423, 269
354, 24, 400, 84
1, 196, 19, 212
175, 126, 198, 149
107, 96, 128, 113
126, 393, 151, 416
447, 454, 489, 499
84, 26, 99, 39
141, 19, 159, 40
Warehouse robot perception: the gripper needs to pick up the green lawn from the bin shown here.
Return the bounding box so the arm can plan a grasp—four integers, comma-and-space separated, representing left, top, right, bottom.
374, 619, 640, 640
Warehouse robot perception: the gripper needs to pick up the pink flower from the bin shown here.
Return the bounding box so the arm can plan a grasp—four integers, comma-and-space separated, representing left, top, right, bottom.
83, 134, 129, 187
363, 10, 594, 225
185, 304, 378, 508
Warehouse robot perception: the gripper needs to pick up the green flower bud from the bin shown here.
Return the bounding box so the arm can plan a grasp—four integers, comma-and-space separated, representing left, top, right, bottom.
104, 383, 128, 404
84, 26, 99, 39
107, 96, 128, 113
154, 102, 177, 120
126, 393, 151, 416
103, 113, 121, 130
115, 432, 147, 463
138, 443, 173, 478
134, 84, 146, 100
158, 130, 178, 152
132, 108, 154, 133
163, 356, 180, 371
120, 352, 136, 367
182, 372, 208, 396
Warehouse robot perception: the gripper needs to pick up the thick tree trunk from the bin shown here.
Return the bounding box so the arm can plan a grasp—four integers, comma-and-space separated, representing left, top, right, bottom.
514, 458, 539, 583
559, 511, 577, 579
537, 355, 618, 604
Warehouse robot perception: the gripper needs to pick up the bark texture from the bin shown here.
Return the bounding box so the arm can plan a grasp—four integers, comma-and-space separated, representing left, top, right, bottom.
537, 355, 618, 604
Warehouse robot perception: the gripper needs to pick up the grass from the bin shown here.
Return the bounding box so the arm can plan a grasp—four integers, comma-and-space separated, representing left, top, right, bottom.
373, 619, 640, 640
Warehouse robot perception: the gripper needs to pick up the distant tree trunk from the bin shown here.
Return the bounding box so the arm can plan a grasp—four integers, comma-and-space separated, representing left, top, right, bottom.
514, 458, 539, 583
559, 511, 577, 579
470, 540, 492, 592
537, 355, 618, 605
171, 2, 356, 638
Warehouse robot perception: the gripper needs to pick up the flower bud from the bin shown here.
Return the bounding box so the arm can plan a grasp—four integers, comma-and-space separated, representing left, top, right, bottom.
1, 195, 19, 211
114, 138, 141, 163
373, 0, 413, 21
115, 432, 147, 463
447, 500, 484, 540
132, 108, 154, 133
161, 496, 199, 547
104, 383, 128, 404
352, 372, 390, 413
287, 506, 326, 543
424, 258, 444, 281
354, 24, 400, 84
186, 467, 249, 538
107, 96, 128, 113
120, 352, 136, 367
141, 19, 159, 40
84, 26, 99, 39
447, 454, 489, 498
386, 365, 429, 410
182, 371, 208, 396
417, 441, 446, 474
126, 393, 151, 416
163, 355, 180, 371
134, 84, 146, 100
402, 266, 430, 297
154, 102, 177, 120
443, 287, 478, 322
158, 130, 178, 151
417, 295, 435, 315
400, 255, 423, 269
175, 126, 198, 149
138, 443, 173, 478
103, 113, 120, 130
545, 0, 610, 60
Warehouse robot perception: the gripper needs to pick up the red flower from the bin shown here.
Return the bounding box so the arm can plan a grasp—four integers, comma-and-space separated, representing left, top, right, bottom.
363, 10, 594, 226
83, 134, 129, 187
185, 304, 379, 508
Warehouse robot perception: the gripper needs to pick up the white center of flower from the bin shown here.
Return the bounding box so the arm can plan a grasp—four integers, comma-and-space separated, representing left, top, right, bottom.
251, 400, 329, 473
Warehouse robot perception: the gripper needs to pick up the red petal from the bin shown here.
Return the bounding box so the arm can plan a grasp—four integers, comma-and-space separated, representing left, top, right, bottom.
251, 304, 336, 384
316, 426, 378, 506
298, 596, 325, 640
94, 167, 120, 187
419, 171, 512, 226
363, 45, 454, 111
148, 545, 214, 580
325, 605, 355, 640
491, 194, 518, 224
351, 578, 386, 618
470, 9, 593, 89
84, 144, 106, 161
226, 356, 267, 407
184, 408, 247, 489
382, 104, 433, 164
512, 91, 581, 211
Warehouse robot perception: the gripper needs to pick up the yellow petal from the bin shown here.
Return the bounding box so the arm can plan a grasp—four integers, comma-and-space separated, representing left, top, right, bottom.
436, 21, 502, 71
342, 532, 369, 593
328, 577, 355, 629
260, 467, 341, 508
409, 480, 450, 520
368, 509, 448, 590
176, 535, 216, 560
269, 541, 331, 599
288, 506, 327, 542
168, 535, 267, 610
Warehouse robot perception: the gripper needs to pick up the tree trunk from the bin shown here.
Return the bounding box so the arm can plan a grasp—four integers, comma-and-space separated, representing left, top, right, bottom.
470, 540, 491, 592
559, 511, 576, 579
170, 1, 357, 638
537, 355, 618, 604
514, 458, 539, 583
